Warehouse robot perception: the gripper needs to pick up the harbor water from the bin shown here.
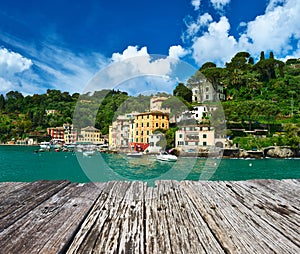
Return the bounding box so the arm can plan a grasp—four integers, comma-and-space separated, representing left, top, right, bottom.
0, 145, 299, 185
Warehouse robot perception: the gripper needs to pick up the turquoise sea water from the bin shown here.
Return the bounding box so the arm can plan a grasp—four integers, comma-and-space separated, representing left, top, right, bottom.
0, 145, 299, 185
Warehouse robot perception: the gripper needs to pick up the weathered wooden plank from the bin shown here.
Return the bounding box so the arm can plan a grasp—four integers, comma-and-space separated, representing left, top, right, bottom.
245, 179, 300, 208
0, 182, 30, 199
219, 180, 300, 248
0, 180, 70, 232
67, 181, 147, 254
0, 179, 298, 254
145, 180, 225, 253
182, 181, 300, 253
0, 182, 105, 254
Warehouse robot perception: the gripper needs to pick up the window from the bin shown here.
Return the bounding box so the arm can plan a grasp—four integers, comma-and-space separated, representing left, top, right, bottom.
142, 123, 143, 127
147, 122, 149, 127
136, 131, 138, 135
136, 123, 138, 127
141, 131, 143, 135
185, 141, 188, 145
147, 131, 149, 135
156, 115, 159, 119
195, 142, 198, 145
203, 142, 207, 146
203, 134, 207, 138
162, 123, 164, 128
162, 115, 164, 119
179, 134, 182, 138
206, 94, 209, 100
156, 123, 158, 127
206, 87, 209, 92
136, 138, 139, 142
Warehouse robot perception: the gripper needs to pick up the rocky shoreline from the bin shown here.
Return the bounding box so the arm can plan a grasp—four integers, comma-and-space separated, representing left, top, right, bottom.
224, 146, 300, 159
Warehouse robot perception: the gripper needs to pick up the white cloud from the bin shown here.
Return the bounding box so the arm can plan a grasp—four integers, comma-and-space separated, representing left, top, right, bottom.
111, 46, 148, 62
191, 0, 201, 11
0, 47, 33, 94
168, 45, 189, 60
191, 17, 237, 66
86, 46, 196, 95
245, 0, 300, 56
185, 0, 300, 66
0, 48, 32, 77
184, 13, 213, 39
210, 0, 231, 10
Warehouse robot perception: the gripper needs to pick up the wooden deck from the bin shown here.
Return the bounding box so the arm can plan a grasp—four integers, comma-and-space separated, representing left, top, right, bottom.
0, 179, 299, 253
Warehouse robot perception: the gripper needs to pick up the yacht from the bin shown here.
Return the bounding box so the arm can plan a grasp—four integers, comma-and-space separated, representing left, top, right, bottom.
156, 151, 178, 162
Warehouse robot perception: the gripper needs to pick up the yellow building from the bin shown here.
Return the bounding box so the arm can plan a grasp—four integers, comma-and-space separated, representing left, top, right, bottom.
78, 126, 102, 144
133, 111, 169, 144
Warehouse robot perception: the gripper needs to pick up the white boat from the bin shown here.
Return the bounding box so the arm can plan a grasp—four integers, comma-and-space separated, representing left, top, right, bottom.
127, 151, 143, 158
156, 151, 178, 162
83, 150, 95, 156
40, 141, 51, 149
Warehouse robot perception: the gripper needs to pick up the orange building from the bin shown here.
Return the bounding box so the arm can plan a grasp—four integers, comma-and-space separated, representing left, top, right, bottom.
133, 111, 169, 144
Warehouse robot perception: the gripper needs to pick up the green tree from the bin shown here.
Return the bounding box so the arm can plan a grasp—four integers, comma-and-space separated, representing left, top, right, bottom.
173, 83, 192, 102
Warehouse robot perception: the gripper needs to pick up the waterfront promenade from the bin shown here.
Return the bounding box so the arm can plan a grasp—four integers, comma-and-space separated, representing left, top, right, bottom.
0, 179, 299, 253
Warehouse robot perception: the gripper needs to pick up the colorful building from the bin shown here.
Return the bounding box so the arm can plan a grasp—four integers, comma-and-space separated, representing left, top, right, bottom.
175, 125, 215, 150
63, 124, 77, 144
77, 126, 103, 144
133, 111, 169, 144
109, 112, 139, 150
47, 126, 65, 141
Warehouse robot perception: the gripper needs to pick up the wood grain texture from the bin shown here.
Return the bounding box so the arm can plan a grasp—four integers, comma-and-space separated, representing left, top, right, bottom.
0, 179, 298, 253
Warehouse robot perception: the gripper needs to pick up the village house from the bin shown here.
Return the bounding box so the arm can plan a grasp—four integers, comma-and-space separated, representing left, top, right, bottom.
191, 80, 225, 103
77, 126, 103, 144
109, 112, 139, 150
175, 125, 215, 151
63, 124, 77, 144
133, 111, 169, 145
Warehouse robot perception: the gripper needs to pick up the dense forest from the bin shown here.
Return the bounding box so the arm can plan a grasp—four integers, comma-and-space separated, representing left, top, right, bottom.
0, 51, 299, 147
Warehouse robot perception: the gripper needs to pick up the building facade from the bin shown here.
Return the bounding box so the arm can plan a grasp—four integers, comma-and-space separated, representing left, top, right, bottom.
175, 125, 215, 150
63, 124, 77, 144
192, 82, 225, 103
47, 126, 65, 141
133, 111, 169, 144
77, 126, 102, 144
150, 96, 170, 113
109, 112, 139, 150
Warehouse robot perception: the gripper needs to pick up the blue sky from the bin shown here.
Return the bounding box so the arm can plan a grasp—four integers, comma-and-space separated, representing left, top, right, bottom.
0, 0, 299, 95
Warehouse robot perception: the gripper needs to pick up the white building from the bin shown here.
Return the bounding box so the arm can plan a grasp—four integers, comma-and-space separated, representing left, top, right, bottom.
175, 125, 215, 151
192, 82, 225, 103
110, 112, 139, 150
146, 133, 165, 153
177, 105, 209, 123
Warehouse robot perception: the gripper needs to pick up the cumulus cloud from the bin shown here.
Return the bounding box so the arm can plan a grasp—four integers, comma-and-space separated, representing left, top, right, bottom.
86, 45, 196, 95
191, 17, 237, 66
245, 0, 300, 55
210, 0, 231, 10
0, 48, 32, 77
185, 0, 300, 67
0, 48, 33, 93
168, 45, 189, 60
191, 0, 201, 11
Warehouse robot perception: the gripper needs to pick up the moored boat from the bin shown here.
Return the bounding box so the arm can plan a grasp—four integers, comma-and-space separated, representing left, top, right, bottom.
156, 151, 177, 162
